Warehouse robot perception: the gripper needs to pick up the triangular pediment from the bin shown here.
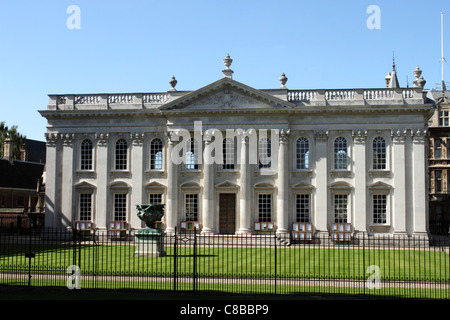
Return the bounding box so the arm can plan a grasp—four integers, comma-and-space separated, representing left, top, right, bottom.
215, 180, 239, 189
160, 77, 295, 111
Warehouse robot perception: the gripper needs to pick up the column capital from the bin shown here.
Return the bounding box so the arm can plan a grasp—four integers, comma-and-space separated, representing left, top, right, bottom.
130, 132, 145, 146
314, 130, 328, 142
411, 129, 427, 143
391, 129, 407, 143
61, 133, 76, 146
45, 132, 59, 146
279, 129, 290, 143
95, 133, 110, 146
352, 130, 367, 144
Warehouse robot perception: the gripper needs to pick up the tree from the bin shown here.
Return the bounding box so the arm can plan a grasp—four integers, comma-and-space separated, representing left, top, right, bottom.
0, 121, 26, 160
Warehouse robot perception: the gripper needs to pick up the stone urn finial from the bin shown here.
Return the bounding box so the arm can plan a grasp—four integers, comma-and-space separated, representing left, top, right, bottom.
223, 53, 232, 70
412, 66, 426, 89
279, 73, 288, 89
169, 76, 177, 91
222, 53, 234, 79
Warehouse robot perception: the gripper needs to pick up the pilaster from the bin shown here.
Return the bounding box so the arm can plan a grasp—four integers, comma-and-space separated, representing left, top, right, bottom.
276, 129, 290, 235
44, 133, 61, 228
352, 130, 367, 233
313, 131, 328, 233
61, 133, 75, 228
95, 133, 109, 229
130, 133, 145, 228
391, 129, 407, 235
165, 131, 178, 234
201, 132, 215, 234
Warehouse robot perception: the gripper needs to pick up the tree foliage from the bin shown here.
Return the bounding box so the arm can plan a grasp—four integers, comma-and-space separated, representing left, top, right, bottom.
0, 121, 26, 160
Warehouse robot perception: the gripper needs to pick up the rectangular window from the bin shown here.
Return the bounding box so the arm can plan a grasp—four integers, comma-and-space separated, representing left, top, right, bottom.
222, 138, 235, 170
148, 193, 162, 205
373, 194, 387, 224
258, 193, 272, 222
435, 170, 442, 193
79, 193, 92, 221
334, 194, 348, 223
295, 194, 310, 222
114, 193, 127, 221
439, 111, 449, 127
185, 193, 198, 221
435, 139, 442, 159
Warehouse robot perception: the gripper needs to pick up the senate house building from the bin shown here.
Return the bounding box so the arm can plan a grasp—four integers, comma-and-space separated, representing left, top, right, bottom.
39, 55, 434, 240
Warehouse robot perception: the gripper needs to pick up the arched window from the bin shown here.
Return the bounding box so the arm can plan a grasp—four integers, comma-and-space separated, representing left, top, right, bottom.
372, 136, 386, 170
334, 137, 348, 170
80, 138, 93, 171
150, 138, 163, 170
115, 138, 128, 170
259, 137, 271, 169
296, 137, 309, 169
185, 138, 199, 170
222, 137, 235, 170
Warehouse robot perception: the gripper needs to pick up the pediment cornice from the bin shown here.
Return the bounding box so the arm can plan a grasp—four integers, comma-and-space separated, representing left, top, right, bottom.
159, 77, 296, 111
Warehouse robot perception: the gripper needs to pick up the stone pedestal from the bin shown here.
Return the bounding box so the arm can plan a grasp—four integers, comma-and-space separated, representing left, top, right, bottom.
134, 228, 166, 257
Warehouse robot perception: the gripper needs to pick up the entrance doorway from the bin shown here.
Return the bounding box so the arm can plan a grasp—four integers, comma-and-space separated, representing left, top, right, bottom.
219, 193, 236, 234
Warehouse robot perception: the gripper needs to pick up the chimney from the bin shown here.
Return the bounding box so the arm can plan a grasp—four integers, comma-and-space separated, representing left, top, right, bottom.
3, 138, 14, 163
20, 142, 27, 161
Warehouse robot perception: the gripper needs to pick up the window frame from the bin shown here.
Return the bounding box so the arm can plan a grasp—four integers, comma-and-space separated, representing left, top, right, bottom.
333, 136, 348, 170
114, 138, 129, 171
149, 137, 164, 170
295, 137, 310, 170
80, 138, 93, 171
372, 136, 387, 170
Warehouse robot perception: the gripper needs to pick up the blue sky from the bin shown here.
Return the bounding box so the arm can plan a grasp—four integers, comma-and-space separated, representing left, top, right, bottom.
0, 0, 448, 141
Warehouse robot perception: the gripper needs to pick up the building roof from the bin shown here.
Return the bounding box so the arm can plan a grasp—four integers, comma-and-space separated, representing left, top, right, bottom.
0, 158, 44, 190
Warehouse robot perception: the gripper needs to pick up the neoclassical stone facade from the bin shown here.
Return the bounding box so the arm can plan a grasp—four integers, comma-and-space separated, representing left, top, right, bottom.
39, 56, 433, 239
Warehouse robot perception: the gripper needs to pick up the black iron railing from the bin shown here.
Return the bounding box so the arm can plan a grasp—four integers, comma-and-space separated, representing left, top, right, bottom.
0, 217, 448, 299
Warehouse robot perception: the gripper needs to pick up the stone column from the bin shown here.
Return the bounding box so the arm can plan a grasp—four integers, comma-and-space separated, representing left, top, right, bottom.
237, 131, 251, 234
392, 129, 407, 235
130, 133, 145, 229
276, 129, 290, 236
201, 132, 215, 234
314, 131, 328, 234
411, 129, 428, 237
165, 131, 178, 235
61, 133, 75, 228
353, 130, 367, 235
44, 133, 61, 228
95, 133, 109, 230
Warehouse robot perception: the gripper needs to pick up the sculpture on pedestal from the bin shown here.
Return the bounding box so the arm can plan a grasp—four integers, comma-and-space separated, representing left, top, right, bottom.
136, 204, 165, 232
135, 204, 166, 257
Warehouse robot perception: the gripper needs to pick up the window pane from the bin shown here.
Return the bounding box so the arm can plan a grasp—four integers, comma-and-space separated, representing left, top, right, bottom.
114, 193, 127, 221
185, 139, 199, 170
80, 139, 93, 171
334, 137, 347, 170
148, 193, 162, 204
373, 194, 387, 224
222, 138, 235, 170
296, 137, 309, 169
334, 194, 348, 223
372, 137, 386, 170
115, 139, 128, 170
258, 194, 272, 222
435, 139, 442, 159
185, 193, 198, 221
258, 138, 271, 169
296, 194, 310, 222
436, 170, 442, 193
79, 194, 92, 221
150, 138, 163, 170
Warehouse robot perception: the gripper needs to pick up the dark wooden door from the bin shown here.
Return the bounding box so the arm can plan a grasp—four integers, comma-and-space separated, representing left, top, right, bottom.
219, 193, 236, 234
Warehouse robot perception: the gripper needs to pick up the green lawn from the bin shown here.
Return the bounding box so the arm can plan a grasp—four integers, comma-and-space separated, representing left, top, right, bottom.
2, 244, 449, 282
